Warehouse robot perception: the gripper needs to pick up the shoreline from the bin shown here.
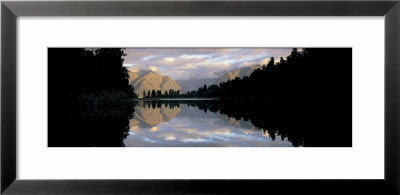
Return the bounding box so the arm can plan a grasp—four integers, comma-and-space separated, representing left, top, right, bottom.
130, 97, 220, 101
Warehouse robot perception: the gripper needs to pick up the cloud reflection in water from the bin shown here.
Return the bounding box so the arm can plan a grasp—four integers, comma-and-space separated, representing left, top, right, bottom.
124, 103, 293, 147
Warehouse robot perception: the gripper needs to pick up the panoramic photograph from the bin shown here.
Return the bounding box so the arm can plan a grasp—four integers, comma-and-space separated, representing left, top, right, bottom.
48, 48, 352, 147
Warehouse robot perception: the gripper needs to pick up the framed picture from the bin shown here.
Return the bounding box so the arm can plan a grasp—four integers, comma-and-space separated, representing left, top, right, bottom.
47, 47, 351, 148
2, 0, 399, 194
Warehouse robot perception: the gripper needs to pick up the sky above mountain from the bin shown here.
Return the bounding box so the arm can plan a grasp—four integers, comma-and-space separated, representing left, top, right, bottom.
123, 48, 292, 80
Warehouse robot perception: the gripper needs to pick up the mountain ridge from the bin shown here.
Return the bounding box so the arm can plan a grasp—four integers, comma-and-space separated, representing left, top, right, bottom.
176, 78, 217, 93
128, 69, 181, 97
215, 65, 260, 85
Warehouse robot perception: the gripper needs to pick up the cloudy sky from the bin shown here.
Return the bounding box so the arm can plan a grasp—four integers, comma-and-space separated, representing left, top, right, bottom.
123, 48, 292, 80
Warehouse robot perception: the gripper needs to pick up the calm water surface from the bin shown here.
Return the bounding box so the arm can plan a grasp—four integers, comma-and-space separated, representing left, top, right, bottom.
49, 98, 352, 147
124, 100, 292, 147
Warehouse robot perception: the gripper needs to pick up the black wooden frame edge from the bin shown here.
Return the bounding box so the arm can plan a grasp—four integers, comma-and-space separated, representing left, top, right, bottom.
2, 180, 399, 194
1, 2, 16, 194
385, 1, 400, 194
1, 0, 399, 194
1, 0, 398, 16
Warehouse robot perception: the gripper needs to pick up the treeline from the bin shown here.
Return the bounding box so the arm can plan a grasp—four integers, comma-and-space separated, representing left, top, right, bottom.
180, 48, 351, 101
49, 48, 137, 106
142, 89, 181, 98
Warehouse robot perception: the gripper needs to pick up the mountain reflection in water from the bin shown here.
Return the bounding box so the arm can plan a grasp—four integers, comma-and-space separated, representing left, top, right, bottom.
49, 99, 351, 147
125, 101, 292, 147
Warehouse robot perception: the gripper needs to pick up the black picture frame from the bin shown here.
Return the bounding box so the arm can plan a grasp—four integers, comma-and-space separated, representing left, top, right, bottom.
1, 0, 399, 194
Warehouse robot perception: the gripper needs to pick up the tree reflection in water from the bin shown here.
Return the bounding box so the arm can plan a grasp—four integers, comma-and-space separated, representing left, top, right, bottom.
126, 99, 351, 147
49, 99, 351, 147
48, 103, 134, 147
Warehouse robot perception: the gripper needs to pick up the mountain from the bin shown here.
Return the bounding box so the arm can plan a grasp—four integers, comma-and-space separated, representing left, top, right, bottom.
128, 69, 181, 97
129, 102, 181, 129
129, 103, 255, 130
217, 113, 256, 129
215, 65, 260, 85
176, 78, 217, 93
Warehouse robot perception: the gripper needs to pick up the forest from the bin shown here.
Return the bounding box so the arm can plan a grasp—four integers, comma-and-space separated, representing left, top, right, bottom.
48, 48, 137, 107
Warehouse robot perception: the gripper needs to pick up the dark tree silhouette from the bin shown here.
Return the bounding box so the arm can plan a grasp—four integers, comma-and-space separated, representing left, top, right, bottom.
48, 48, 137, 104
48, 48, 138, 147
266, 56, 275, 69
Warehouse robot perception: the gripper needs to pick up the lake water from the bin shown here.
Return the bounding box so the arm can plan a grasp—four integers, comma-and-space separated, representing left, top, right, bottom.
124, 100, 293, 147
49, 99, 351, 147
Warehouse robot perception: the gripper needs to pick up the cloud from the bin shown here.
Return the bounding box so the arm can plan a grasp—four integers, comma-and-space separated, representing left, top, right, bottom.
238, 61, 257, 68
122, 107, 294, 147
182, 138, 207, 143
180, 64, 196, 70
123, 48, 292, 80
259, 58, 270, 65
163, 57, 175, 62
142, 55, 156, 61
179, 128, 196, 133
149, 126, 159, 132
164, 136, 176, 140
149, 66, 158, 72
181, 54, 210, 59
